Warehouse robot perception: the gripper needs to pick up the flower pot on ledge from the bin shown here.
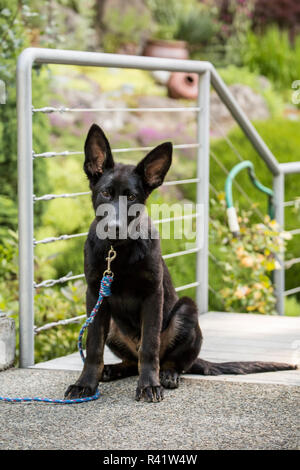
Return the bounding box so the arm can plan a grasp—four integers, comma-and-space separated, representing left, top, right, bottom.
143, 38, 189, 60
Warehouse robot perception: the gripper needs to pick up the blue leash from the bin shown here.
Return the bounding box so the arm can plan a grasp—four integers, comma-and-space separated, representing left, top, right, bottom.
0, 272, 114, 404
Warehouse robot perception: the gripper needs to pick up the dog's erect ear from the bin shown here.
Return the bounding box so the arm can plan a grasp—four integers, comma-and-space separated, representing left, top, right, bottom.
135, 142, 172, 192
84, 124, 114, 182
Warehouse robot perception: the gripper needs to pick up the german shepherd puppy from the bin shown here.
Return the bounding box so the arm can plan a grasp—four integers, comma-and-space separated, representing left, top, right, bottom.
65, 124, 296, 403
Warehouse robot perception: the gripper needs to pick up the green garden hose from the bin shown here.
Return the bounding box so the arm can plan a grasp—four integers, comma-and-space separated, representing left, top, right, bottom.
225, 161, 274, 236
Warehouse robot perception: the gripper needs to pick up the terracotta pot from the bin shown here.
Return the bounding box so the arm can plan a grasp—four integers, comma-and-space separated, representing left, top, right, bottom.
167, 72, 199, 100
143, 39, 189, 60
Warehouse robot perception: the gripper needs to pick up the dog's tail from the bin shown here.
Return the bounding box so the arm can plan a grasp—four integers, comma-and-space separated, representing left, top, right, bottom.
186, 358, 297, 376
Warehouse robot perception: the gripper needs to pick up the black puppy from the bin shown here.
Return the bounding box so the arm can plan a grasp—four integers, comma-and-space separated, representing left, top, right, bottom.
65, 124, 296, 403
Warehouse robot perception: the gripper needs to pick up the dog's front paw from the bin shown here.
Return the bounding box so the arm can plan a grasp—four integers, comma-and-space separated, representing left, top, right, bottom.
135, 385, 164, 403
64, 383, 97, 399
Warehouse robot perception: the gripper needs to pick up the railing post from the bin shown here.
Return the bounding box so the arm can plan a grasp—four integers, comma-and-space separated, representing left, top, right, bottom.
17, 50, 35, 366
273, 171, 285, 315
196, 71, 210, 314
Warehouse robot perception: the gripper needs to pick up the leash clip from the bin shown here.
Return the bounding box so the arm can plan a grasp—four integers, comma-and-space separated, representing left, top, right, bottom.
103, 245, 117, 277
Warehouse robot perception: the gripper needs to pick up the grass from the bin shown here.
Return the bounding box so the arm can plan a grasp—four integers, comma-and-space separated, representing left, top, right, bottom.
285, 296, 300, 317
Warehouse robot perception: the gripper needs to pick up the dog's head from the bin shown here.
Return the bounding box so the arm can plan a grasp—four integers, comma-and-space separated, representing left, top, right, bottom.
84, 124, 172, 241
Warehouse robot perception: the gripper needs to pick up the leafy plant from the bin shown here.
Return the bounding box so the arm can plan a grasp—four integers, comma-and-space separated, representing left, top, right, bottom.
147, 0, 181, 40
0, 1, 50, 240
0, 231, 18, 330
101, 6, 152, 53
174, 9, 218, 45
242, 26, 300, 89
285, 296, 300, 317
34, 280, 86, 363
224, 0, 256, 66
0, 229, 18, 282
147, 0, 217, 44
210, 197, 291, 315
0, 195, 18, 240
253, 0, 300, 37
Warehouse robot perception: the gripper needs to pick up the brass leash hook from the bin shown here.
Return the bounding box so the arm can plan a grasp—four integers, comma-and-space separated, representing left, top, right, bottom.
103, 245, 117, 277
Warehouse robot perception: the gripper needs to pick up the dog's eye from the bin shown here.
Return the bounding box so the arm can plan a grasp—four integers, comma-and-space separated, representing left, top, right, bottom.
101, 190, 111, 199
127, 194, 136, 201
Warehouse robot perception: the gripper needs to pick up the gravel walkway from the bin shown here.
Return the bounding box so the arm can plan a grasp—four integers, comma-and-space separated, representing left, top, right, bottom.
0, 368, 299, 450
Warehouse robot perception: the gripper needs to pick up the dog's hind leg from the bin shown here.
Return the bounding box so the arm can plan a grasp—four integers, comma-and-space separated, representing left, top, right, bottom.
160, 299, 297, 380
101, 362, 138, 382
159, 297, 202, 389
102, 321, 138, 381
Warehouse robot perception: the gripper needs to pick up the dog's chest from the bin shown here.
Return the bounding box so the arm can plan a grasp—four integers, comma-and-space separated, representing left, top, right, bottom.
107, 291, 142, 337
106, 269, 155, 336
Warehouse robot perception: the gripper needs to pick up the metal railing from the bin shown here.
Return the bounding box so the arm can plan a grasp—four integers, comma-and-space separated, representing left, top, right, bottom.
278, 163, 300, 300
17, 48, 300, 367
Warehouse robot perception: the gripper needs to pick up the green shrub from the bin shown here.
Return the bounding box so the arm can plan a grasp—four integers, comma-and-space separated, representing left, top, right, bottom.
210, 197, 290, 315
285, 296, 300, 317
34, 281, 86, 363
222, 0, 255, 67
0, 1, 50, 238
242, 27, 300, 90
147, 0, 217, 44
102, 6, 152, 53
174, 9, 218, 45
0, 195, 18, 239
0, 231, 18, 351
0, 229, 18, 282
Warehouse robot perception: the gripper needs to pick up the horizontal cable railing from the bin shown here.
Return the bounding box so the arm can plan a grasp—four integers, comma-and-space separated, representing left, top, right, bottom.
32, 143, 200, 159
34, 247, 200, 290
162, 247, 199, 260
288, 228, 300, 236
33, 106, 202, 114
283, 198, 300, 207
34, 232, 88, 246
174, 281, 199, 292
284, 286, 300, 296
282, 162, 300, 298
34, 273, 85, 289
34, 314, 86, 335
34, 281, 202, 334
163, 178, 200, 186
34, 213, 199, 246
285, 257, 300, 269
33, 179, 200, 203
153, 213, 198, 225
33, 150, 82, 159
33, 191, 91, 202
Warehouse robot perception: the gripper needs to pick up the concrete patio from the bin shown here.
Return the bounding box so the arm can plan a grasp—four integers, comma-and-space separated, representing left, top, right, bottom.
0, 312, 299, 450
